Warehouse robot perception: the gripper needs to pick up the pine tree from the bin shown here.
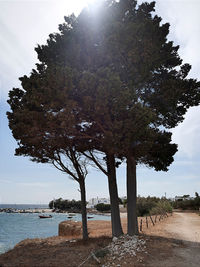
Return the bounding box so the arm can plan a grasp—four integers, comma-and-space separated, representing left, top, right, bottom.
7, 65, 90, 239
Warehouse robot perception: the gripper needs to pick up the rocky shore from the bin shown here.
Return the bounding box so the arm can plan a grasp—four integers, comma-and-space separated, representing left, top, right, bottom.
0, 207, 112, 217
0, 208, 52, 214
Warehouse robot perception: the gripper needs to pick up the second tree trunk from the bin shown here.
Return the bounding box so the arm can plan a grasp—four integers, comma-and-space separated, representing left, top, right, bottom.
107, 153, 123, 237
127, 153, 138, 235
79, 178, 88, 240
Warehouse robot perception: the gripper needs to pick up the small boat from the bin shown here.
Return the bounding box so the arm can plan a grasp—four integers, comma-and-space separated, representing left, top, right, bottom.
68, 216, 73, 219
39, 215, 52, 219
87, 216, 94, 219
68, 213, 76, 216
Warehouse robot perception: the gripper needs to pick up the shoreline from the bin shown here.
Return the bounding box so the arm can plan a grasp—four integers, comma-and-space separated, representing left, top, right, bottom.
0, 207, 113, 216
0, 208, 52, 214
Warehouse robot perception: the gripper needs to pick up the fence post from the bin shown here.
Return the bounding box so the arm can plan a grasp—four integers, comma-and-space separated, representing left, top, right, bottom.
140, 219, 143, 232
150, 215, 155, 226
155, 215, 157, 223
146, 216, 148, 228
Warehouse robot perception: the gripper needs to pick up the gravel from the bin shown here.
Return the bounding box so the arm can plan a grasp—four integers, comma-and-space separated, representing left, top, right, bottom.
102, 235, 146, 267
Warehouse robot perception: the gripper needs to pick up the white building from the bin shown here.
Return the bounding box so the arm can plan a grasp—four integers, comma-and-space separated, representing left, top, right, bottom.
87, 197, 110, 208
174, 195, 193, 201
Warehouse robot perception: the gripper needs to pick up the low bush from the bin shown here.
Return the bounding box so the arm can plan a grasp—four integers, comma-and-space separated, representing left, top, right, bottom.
49, 198, 82, 211
95, 203, 111, 212
172, 193, 200, 210
94, 248, 109, 258
136, 196, 160, 216
150, 200, 172, 215
123, 196, 173, 216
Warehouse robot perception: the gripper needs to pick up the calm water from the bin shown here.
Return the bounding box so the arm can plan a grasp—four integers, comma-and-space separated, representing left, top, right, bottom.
0, 205, 110, 254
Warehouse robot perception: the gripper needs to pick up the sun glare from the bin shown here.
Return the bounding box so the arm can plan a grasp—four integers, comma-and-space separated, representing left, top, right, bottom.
60, 0, 97, 16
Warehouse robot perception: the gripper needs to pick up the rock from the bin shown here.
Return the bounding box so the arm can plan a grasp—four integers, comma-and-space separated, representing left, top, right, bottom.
59, 221, 82, 237
107, 235, 146, 259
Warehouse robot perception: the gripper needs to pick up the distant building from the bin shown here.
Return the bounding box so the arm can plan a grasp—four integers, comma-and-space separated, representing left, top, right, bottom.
174, 195, 193, 201
87, 197, 110, 208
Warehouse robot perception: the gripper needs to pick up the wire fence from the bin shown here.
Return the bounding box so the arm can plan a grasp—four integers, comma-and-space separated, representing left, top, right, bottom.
138, 212, 173, 232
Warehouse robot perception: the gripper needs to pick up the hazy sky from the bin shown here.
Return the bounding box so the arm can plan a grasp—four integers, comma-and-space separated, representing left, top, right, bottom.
0, 0, 200, 204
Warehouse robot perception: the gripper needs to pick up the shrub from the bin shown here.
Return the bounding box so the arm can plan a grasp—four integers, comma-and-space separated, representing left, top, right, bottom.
172, 193, 200, 210
150, 200, 172, 215
123, 196, 172, 216
136, 196, 160, 216
49, 198, 82, 211
95, 203, 111, 212
94, 248, 109, 258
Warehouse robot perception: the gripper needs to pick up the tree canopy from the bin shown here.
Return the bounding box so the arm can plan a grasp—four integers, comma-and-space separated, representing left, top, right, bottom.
9, 0, 200, 166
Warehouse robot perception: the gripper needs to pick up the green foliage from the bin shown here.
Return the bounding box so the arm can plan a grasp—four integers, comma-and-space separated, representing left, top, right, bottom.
123, 198, 127, 207
94, 248, 109, 258
136, 196, 160, 216
123, 196, 172, 216
7, 0, 200, 173
49, 198, 82, 211
150, 200, 173, 215
95, 203, 111, 212
172, 193, 200, 210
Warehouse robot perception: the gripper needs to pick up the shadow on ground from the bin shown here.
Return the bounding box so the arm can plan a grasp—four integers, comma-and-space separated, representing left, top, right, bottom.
144, 234, 200, 267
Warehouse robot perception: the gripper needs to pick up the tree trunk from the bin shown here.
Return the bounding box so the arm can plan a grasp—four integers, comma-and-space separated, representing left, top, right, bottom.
106, 153, 123, 237
79, 178, 88, 240
127, 153, 138, 235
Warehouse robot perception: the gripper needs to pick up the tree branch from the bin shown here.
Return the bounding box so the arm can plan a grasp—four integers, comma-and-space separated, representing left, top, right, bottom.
54, 151, 79, 182
83, 150, 108, 175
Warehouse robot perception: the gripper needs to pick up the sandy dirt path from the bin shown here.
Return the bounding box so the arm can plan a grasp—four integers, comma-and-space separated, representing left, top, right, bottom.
164, 212, 200, 242
147, 212, 200, 267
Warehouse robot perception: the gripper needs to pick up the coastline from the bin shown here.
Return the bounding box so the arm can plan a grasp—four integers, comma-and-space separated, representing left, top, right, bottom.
0, 207, 113, 216
0, 208, 52, 214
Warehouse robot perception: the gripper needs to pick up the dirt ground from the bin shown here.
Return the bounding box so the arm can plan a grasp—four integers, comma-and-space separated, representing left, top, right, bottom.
145, 212, 200, 267
0, 211, 199, 267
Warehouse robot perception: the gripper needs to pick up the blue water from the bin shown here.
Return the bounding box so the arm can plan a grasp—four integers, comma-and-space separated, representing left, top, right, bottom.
0, 205, 110, 254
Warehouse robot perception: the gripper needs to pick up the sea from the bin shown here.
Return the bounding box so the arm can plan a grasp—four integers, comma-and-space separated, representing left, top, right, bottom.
0, 204, 110, 254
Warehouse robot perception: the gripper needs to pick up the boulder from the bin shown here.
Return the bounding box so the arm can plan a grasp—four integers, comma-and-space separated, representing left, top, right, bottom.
59, 221, 82, 237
